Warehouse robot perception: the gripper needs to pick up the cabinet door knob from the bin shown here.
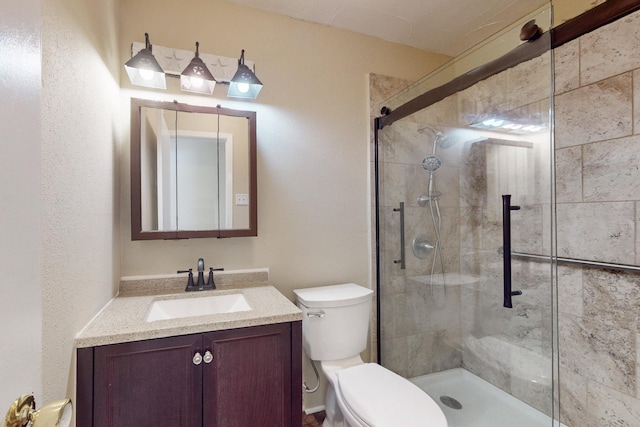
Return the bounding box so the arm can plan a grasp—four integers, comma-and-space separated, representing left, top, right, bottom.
203, 350, 213, 364
193, 352, 203, 365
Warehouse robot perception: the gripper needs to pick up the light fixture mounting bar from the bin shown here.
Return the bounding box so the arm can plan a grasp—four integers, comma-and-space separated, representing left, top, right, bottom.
131, 42, 255, 84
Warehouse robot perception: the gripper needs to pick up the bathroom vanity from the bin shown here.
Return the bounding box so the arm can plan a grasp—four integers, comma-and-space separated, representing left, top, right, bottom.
75, 271, 302, 426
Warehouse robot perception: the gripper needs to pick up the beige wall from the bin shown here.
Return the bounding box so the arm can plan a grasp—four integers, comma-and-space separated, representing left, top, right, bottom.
118, 0, 449, 298
0, 0, 42, 408
118, 0, 448, 411
41, 0, 122, 404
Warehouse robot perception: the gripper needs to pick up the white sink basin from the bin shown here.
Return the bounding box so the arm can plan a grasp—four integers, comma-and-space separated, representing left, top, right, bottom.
146, 294, 251, 322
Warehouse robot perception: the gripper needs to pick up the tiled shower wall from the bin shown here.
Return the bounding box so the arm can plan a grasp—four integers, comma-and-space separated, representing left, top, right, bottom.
553, 11, 640, 426
371, 44, 554, 415
371, 8, 640, 426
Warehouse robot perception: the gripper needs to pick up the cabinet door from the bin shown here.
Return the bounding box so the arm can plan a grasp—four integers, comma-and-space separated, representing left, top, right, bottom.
203, 323, 292, 427
93, 334, 203, 427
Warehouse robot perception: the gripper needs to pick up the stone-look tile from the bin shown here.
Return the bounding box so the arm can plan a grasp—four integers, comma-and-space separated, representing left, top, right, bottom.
407, 331, 462, 377
461, 333, 511, 392
556, 202, 635, 264
369, 73, 409, 117
381, 337, 408, 378
462, 288, 543, 354
510, 258, 554, 308
509, 342, 553, 416
586, 381, 640, 427
511, 203, 545, 255
460, 141, 487, 207
404, 286, 461, 335
379, 293, 397, 339
458, 250, 501, 298
384, 121, 430, 166
583, 269, 640, 331
558, 369, 590, 427
556, 146, 582, 203
557, 265, 583, 317
554, 39, 580, 95
583, 135, 640, 202
459, 206, 482, 250
381, 161, 413, 207
555, 73, 633, 149
457, 71, 509, 126
635, 70, 640, 136
637, 202, 640, 266
559, 313, 636, 396
412, 94, 459, 128
580, 10, 640, 86
504, 53, 552, 110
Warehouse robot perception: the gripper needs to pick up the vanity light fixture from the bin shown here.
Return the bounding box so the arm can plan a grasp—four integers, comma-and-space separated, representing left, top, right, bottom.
227, 49, 263, 99
4, 395, 72, 427
124, 33, 167, 90
180, 41, 216, 95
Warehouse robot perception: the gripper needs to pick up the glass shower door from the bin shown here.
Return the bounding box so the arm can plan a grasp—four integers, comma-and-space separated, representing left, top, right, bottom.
375, 6, 557, 426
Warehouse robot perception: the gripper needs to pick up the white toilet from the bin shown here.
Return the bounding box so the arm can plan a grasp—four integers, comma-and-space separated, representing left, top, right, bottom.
293, 283, 448, 427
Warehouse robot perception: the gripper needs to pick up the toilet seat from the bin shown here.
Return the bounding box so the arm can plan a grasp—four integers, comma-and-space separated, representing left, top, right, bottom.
335, 363, 448, 427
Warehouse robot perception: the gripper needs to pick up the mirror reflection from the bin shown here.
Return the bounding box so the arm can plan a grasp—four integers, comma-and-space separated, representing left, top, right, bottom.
132, 99, 257, 240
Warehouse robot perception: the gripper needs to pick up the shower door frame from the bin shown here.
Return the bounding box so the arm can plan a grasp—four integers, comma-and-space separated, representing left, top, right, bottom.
374, 0, 640, 366
372, 2, 640, 425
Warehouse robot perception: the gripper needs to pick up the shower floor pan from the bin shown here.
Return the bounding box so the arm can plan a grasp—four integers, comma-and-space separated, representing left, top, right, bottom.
410, 368, 565, 427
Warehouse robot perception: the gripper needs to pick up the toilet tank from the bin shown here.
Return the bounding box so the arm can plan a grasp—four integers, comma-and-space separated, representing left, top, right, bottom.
293, 283, 373, 361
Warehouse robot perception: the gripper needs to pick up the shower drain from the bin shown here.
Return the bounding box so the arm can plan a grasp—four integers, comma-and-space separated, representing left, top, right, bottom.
440, 395, 463, 410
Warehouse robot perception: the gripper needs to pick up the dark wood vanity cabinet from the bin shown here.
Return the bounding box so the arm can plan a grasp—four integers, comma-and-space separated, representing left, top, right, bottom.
77, 322, 302, 427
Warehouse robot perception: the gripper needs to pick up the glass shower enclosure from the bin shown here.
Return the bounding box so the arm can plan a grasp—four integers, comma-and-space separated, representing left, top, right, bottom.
374, 3, 560, 426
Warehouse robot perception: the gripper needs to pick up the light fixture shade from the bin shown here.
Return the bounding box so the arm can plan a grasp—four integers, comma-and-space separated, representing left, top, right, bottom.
180, 42, 216, 95
227, 50, 263, 99
124, 33, 166, 90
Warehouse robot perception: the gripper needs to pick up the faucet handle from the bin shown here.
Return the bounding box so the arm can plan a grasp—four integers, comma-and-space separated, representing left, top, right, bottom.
178, 269, 195, 290
207, 268, 216, 289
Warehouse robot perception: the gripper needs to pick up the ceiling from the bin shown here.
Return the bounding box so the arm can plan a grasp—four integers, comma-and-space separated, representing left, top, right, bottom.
225, 0, 548, 56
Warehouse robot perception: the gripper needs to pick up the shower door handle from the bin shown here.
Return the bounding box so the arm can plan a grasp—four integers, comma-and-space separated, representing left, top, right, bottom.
393, 202, 406, 269
502, 195, 522, 308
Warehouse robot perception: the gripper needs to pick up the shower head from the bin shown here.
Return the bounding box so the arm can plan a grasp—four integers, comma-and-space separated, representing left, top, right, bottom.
418, 125, 454, 152
422, 155, 442, 172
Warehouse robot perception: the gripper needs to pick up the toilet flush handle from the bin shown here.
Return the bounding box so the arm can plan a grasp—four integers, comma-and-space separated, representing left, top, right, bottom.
306, 310, 325, 318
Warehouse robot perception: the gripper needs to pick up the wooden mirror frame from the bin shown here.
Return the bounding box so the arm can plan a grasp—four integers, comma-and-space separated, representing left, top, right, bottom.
130, 98, 257, 240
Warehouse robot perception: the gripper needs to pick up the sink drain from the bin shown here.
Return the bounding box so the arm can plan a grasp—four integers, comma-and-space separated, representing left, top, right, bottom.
440, 395, 463, 410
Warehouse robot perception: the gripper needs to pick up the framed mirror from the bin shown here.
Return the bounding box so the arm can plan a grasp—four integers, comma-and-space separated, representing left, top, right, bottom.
131, 98, 257, 240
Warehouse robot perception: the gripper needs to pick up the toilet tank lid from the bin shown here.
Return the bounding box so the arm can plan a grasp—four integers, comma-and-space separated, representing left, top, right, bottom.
293, 283, 373, 308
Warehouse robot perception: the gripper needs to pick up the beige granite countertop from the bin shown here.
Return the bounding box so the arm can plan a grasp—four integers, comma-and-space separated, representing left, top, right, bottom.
75, 271, 302, 348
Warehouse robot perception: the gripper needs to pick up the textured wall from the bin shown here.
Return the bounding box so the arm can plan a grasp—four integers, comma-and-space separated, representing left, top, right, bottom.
554, 10, 640, 426
0, 0, 42, 408
118, 0, 449, 412
41, 0, 121, 403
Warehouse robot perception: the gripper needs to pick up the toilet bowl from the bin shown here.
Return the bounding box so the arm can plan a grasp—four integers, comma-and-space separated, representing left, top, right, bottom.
293, 284, 448, 427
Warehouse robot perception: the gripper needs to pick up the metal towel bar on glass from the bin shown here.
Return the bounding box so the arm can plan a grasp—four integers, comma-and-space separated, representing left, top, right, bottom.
512, 252, 640, 273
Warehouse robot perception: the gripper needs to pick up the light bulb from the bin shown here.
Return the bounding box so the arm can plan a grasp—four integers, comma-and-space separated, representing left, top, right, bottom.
237, 83, 250, 93
190, 77, 203, 88
139, 69, 154, 80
